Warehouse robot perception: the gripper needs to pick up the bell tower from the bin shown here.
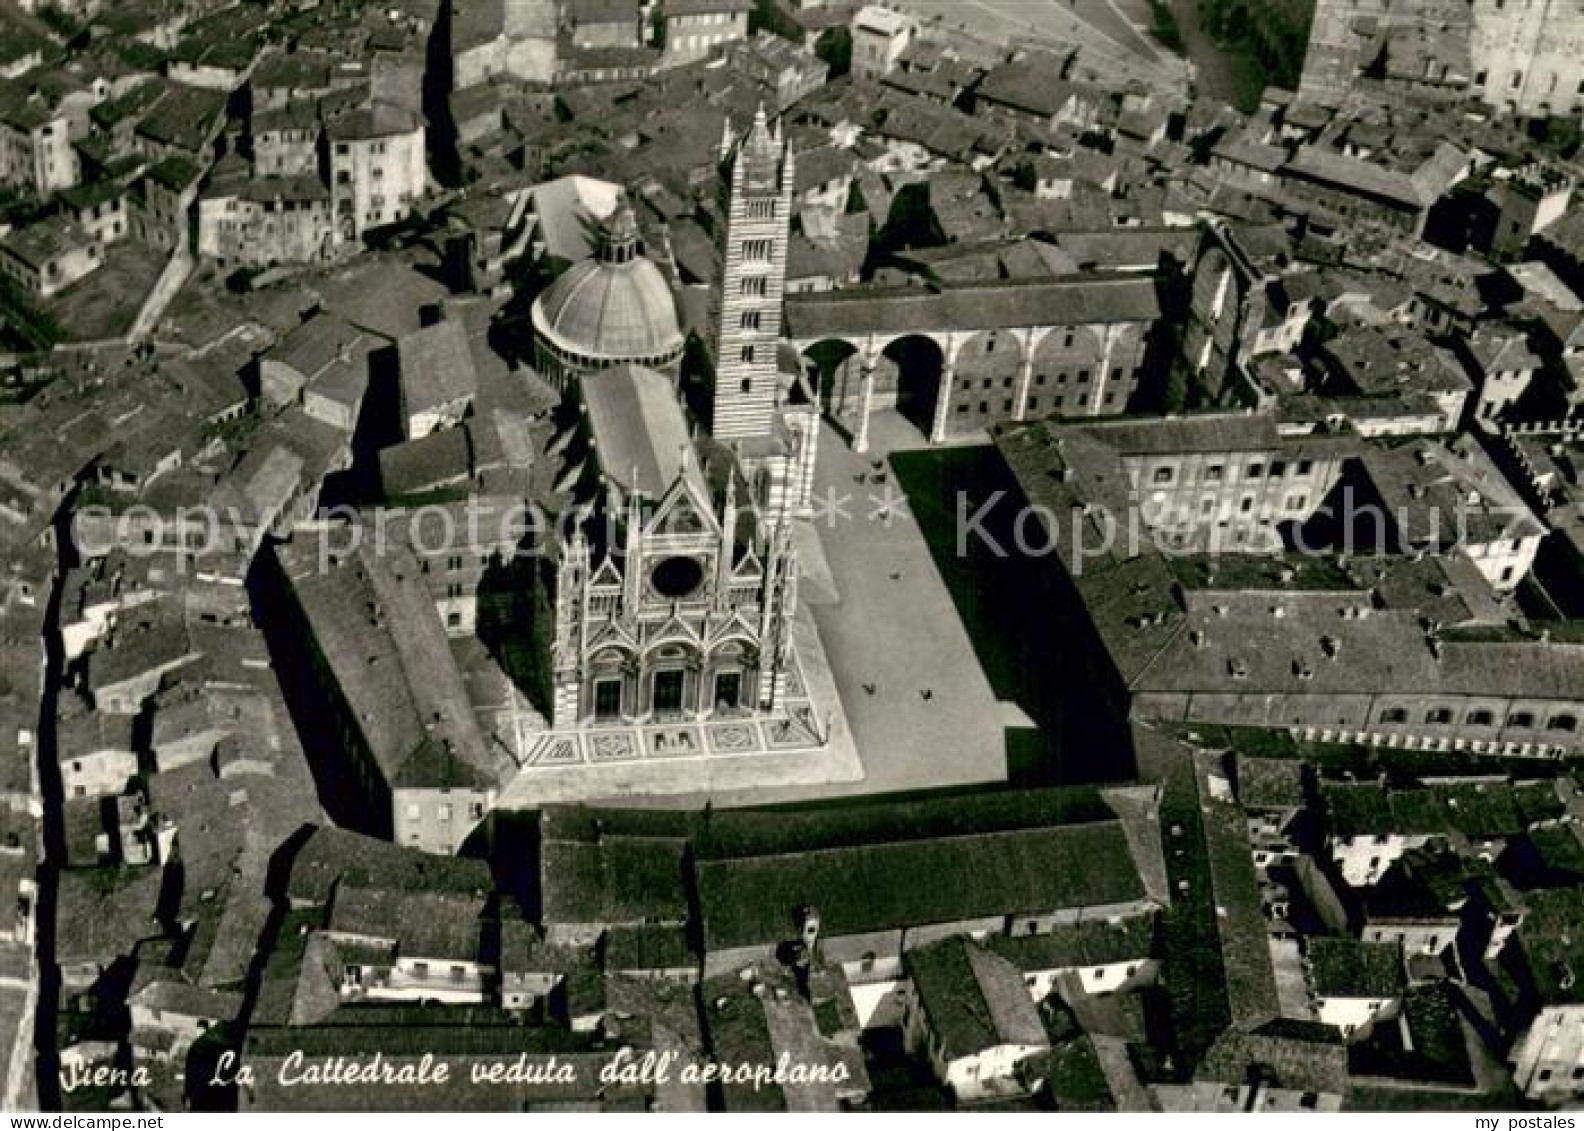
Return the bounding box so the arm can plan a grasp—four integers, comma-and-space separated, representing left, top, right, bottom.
712, 107, 794, 442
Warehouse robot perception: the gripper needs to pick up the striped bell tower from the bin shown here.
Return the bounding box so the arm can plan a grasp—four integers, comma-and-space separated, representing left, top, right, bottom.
711, 106, 794, 442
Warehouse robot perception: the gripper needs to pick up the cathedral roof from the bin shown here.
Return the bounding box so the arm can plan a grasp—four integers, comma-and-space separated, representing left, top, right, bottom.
578, 364, 700, 500
530, 204, 684, 365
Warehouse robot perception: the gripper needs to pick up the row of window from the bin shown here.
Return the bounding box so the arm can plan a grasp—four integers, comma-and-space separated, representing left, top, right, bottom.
403, 800, 487, 822
1378, 706, 1578, 731
956, 390, 1121, 415
1151, 457, 1315, 486
966, 367, 1138, 390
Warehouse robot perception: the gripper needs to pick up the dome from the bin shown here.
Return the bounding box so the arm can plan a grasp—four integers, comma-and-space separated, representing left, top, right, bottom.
530, 203, 684, 380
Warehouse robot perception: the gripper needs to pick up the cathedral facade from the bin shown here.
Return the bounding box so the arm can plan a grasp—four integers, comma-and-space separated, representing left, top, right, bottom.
538, 364, 799, 728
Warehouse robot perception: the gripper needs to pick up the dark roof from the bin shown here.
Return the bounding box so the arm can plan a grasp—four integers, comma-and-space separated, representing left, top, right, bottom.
988, 911, 1156, 971
904, 936, 1049, 1061
782, 276, 1160, 340
328, 883, 487, 962
1513, 888, 1584, 1006
1235, 756, 1307, 810
697, 821, 1144, 950
539, 834, 691, 928
273, 539, 500, 792
286, 825, 492, 907
1307, 938, 1405, 999
1197, 1019, 1347, 1095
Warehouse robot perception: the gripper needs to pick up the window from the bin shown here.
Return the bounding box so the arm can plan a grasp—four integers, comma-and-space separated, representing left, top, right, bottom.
740, 344, 755, 363
1426, 707, 1454, 725
1204, 465, 1223, 483
742, 238, 772, 261
740, 378, 752, 394
1270, 460, 1287, 477
1467, 709, 1495, 726
1247, 462, 1264, 479
739, 310, 760, 331
740, 276, 766, 297
1549, 714, 1578, 733
1380, 708, 1408, 723
1298, 459, 1314, 475
1509, 711, 1536, 728
1152, 466, 1175, 484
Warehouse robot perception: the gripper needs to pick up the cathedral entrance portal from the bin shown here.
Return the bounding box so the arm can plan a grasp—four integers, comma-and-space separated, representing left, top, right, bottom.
653, 669, 686, 714
714, 671, 742, 711
594, 678, 623, 722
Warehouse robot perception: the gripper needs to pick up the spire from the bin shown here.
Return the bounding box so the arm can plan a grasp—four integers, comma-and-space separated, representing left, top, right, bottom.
716, 461, 739, 607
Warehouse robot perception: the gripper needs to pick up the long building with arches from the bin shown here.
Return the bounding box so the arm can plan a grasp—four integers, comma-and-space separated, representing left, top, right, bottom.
784, 275, 1165, 451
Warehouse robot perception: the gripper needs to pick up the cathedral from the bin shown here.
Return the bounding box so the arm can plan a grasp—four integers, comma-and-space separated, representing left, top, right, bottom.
527, 107, 820, 731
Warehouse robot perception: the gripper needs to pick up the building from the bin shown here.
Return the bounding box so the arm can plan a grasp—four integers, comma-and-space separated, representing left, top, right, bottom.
850, 5, 916, 81
250, 102, 322, 179
59, 180, 129, 246
537, 363, 801, 728
1304, 938, 1405, 1039
690, 787, 1164, 1022
397, 318, 478, 440
786, 275, 1163, 449
271, 536, 512, 855
1469, 0, 1584, 117
259, 312, 380, 415
902, 936, 1051, 1103
1485, 164, 1574, 260
0, 214, 102, 298
1280, 139, 1469, 239
448, 0, 558, 89
0, 76, 81, 196
659, 0, 752, 68
56, 707, 138, 800
134, 156, 203, 254
1355, 436, 1545, 592
325, 101, 427, 244
1299, 0, 1584, 119
196, 173, 336, 269
993, 413, 1584, 758
1460, 322, 1543, 423
1509, 889, 1584, 1101
322, 883, 492, 1005
530, 200, 686, 388
567, 0, 642, 49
